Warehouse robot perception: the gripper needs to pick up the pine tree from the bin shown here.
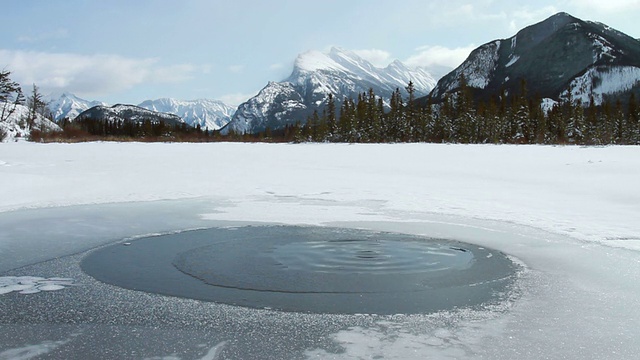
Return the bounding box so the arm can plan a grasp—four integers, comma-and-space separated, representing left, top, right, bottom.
326, 93, 337, 140
26, 84, 48, 130
405, 81, 418, 141
627, 93, 639, 144
367, 88, 382, 142
584, 96, 599, 144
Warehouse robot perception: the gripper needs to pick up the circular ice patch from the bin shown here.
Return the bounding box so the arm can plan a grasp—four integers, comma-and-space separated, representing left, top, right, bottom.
82, 226, 519, 314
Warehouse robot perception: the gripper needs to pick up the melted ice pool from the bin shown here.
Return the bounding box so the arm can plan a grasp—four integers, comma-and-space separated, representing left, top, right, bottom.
81, 226, 519, 314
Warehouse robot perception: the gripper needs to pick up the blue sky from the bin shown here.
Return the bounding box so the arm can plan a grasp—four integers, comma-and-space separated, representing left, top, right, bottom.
2, 0, 639, 105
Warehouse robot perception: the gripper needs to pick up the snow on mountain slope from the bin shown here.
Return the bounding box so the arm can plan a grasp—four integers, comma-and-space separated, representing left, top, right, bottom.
47, 93, 106, 122
563, 66, 640, 105
294, 50, 350, 73
223, 47, 437, 134
289, 47, 437, 96
228, 82, 306, 135
138, 98, 235, 130
0, 103, 61, 141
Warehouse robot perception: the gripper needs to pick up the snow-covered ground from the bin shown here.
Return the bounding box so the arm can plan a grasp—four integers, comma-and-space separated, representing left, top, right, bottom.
1, 141, 639, 359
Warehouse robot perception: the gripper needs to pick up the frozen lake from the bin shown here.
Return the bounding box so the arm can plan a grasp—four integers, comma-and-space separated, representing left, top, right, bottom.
1, 142, 639, 359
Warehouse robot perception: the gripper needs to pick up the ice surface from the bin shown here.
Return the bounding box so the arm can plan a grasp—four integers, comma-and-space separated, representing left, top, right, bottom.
0, 142, 639, 359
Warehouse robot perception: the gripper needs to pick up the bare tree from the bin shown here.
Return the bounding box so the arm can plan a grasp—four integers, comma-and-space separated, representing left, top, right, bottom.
1, 69, 24, 123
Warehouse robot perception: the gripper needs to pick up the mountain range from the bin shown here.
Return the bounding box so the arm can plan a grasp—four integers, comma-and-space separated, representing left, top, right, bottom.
222, 47, 439, 134
427, 12, 640, 107
46, 94, 236, 131
34, 12, 640, 138
137, 98, 235, 130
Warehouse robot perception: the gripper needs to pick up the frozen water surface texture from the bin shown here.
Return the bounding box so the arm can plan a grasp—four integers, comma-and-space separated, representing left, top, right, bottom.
1, 142, 639, 359
81, 226, 520, 314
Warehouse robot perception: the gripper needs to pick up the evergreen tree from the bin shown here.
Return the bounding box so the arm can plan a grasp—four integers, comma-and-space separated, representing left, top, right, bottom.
627, 93, 639, 144
26, 84, 48, 130
367, 88, 382, 142
405, 81, 418, 141
326, 93, 337, 140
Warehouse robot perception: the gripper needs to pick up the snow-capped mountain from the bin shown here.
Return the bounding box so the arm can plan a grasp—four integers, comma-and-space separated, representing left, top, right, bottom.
47, 93, 107, 122
428, 12, 640, 106
138, 98, 235, 130
0, 103, 61, 141
75, 104, 184, 126
223, 47, 438, 134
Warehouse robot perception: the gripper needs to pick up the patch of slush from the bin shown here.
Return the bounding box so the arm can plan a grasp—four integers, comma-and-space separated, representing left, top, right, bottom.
0, 330, 81, 360
0, 276, 75, 295
143, 341, 227, 360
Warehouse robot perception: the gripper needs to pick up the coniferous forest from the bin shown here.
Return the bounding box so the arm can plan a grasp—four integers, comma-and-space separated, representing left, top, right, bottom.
280, 79, 640, 145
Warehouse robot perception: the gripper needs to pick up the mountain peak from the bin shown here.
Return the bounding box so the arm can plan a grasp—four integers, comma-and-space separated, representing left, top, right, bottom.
294, 50, 348, 73
428, 12, 640, 106
225, 47, 437, 134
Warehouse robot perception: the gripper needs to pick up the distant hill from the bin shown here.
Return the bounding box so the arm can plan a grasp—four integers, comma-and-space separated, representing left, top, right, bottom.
75, 104, 185, 127
0, 103, 60, 141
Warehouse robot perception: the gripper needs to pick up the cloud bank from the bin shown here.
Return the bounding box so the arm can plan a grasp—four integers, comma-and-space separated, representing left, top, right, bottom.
405, 45, 476, 70
0, 50, 207, 98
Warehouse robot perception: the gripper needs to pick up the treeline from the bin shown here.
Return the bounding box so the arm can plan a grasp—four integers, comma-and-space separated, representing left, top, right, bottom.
277, 79, 640, 145
34, 116, 219, 142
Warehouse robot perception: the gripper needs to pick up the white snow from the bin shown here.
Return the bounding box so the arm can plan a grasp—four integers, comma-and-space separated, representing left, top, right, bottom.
0, 142, 638, 248
505, 55, 520, 68
1, 142, 639, 359
540, 98, 558, 113
0, 103, 61, 141
294, 50, 349, 73
0, 276, 75, 295
450, 41, 500, 90
563, 65, 640, 105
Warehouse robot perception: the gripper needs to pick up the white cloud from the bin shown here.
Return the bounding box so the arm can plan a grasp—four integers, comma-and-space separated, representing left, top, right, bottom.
405, 45, 476, 70
219, 92, 253, 106
351, 49, 392, 67
0, 50, 201, 98
508, 6, 559, 32
269, 63, 284, 71
568, 0, 640, 12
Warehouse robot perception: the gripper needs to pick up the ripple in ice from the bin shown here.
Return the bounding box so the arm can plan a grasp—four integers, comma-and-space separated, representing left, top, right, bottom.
81, 226, 520, 314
